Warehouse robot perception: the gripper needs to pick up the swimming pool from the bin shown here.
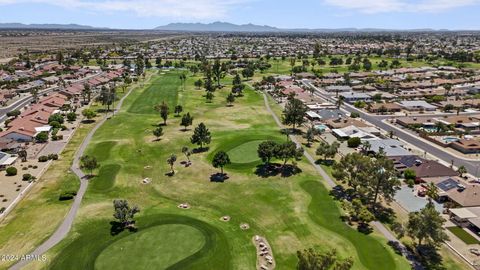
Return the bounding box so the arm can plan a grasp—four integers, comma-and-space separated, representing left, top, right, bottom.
315, 124, 327, 132
443, 137, 460, 143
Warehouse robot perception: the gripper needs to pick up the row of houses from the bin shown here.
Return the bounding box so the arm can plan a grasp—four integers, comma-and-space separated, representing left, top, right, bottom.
0, 93, 68, 142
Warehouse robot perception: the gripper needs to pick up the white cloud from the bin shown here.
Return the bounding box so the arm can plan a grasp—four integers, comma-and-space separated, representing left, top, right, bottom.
0, 0, 250, 19
323, 0, 480, 14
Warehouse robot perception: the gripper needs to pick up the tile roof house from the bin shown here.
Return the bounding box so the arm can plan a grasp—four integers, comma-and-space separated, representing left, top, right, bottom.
389, 155, 458, 180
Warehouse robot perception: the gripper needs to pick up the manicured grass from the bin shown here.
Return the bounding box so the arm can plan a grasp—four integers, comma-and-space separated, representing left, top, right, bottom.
447, 227, 480, 245
227, 140, 264, 164
95, 224, 205, 270
301, 180, 396, 270
128, 72, 180, 114
92, 141, 117, 162
49, 214, 232, 270
89, 164, 121, 192
40, 72, 409, 270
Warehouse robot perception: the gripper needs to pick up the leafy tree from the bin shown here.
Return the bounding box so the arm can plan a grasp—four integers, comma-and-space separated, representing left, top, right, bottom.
316, 141, 339, 161
282, 97, 308, 130
226, 92, 235, 106
407, 202, 449, 247
194, 79, 203, 89
275, 141, 301, 166
360, 141, 371, 154
241, 67, 254, 79
179, 73, 187, 91
180, 113, 194, 131
212, 59, 226, 87
233, 73, 242, 85
113, 199, 140, 227
82, 109, 97, 121
212, 151, 231, 175
6, 110, 20, 118
190, 123, 211, 150
332, 153, 370, 191
135, 55, 145, 76
257, 140, 278, 165
155, 102, 169, 125
367, 154, 400, 210
48, 113, 64, 125
182, 146, 191, 163
80, 155, 99, 176
35, 131, 48, 143
152, 127, 163, 140
347, 137, 361, 148
404, 169, 416, 181
457, 165, 467, 177
305, 126, 318, 147
174, 105, 183, 116
206, 91, 214, 102
167, 154, 177, 174
66, 112, 77, 122
297, 248, 353, 270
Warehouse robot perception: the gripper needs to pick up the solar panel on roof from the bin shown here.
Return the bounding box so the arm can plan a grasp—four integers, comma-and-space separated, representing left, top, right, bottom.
436, 178, 458, 192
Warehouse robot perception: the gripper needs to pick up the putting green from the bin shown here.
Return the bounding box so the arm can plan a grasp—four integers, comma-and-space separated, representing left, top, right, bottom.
227, 140, 264, 164
95, 224, 206, 270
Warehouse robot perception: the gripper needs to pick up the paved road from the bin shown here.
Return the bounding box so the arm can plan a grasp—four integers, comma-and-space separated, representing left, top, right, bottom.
10, 81, 136, 270
303, 81, 480, 177
261, 91, 423, 269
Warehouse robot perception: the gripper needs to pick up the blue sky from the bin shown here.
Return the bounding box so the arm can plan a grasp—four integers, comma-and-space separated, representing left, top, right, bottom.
0, 0, 479, 30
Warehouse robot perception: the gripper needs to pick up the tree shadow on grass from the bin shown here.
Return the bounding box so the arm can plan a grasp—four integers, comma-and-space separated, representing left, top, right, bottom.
357, 223, 373, 235
192, 147, 209, 154
314, 159, 335, 166
110, 221, 138, 236
81, 119, 95, 124
373, 204, 396, 224
255, 163, 302, 178
416, 245, 445, 270
210, 173, 229, 182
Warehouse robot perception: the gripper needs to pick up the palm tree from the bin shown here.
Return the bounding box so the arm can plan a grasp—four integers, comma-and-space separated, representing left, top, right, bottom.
360, 141, 371, 155
425, 182, 439, 203
336, 96, 344, 109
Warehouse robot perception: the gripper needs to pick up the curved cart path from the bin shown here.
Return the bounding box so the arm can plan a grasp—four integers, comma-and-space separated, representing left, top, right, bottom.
260, 91, 423, 270
11, 85, 138, 270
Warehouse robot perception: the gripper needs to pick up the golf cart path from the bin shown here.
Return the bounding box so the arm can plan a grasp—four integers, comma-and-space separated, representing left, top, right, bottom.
260, 91, 423, 270
10, 84, 138, 270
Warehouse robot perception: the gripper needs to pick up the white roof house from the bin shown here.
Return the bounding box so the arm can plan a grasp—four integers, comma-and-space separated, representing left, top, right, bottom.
332, 125, 378, 140
397, 100, 437, 111
0, 151, 17, 167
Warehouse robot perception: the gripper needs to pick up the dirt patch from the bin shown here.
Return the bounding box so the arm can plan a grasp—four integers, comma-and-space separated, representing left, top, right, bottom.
220, 215, 231, 222
177, 203, 190, 209
240, 223, 250, 230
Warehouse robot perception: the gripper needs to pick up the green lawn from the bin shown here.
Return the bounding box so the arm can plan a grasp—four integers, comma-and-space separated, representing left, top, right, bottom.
37, 71, 410, 270
128, 72, 180, 114
447, 227, 480, 245
227, 140, 264, 164
95, 224, 205, 270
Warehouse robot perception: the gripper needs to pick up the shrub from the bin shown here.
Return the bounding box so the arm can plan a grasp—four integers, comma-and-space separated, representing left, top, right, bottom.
0, 207, 5, 214
48, 113, 64, 124
6, 167, 17, 176
38, 156, 49, 162
59, 191, 77, 201
48, 154, 59, 160
6, 110, 20, 117
35, 132, 48, 143
347, 137, 361, 148
33, 165, 38, 169
49, 121, 61, 129
22, 173, 33, 181
66, 112, 77, 122
350, 112, 360, 118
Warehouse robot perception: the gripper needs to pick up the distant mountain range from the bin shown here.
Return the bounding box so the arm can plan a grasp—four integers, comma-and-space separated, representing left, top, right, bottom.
0, 23, 107, 30
154, 22, 443, 33
0, 21, 468, 32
